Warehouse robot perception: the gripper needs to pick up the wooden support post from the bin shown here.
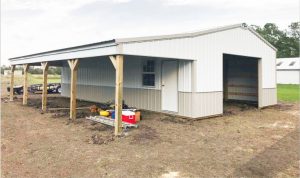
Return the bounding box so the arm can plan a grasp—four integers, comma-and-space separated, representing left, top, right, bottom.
9, 65, 16, 101
23, 64, 30, 105
112, 55, 124, 135
41, 62, 49, 112
68, 59, 79, 120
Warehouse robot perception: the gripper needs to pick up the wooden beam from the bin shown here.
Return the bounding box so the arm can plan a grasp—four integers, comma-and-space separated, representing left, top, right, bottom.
9, 65, 15, 101
68, 59, 79, 70
109, 56, 117, 69
41, 62, 49, 112
227, 84, 257, 89
68, 59, 79, 120
228, 92, 258, 97
114, 55, 123, 135
223, 59, 228, 100
23, 64, 30, 105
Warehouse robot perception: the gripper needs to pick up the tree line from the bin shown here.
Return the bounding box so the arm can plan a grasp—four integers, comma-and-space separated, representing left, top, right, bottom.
251, 22, 299, 58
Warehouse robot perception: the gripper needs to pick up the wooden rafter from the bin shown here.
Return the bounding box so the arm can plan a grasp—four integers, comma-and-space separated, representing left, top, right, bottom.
109, 56, 117, 69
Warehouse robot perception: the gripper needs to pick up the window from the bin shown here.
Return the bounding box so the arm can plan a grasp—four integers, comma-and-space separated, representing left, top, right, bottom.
289, 61, 296, 66
142, 60, 155, 87
277, 62, 283, 66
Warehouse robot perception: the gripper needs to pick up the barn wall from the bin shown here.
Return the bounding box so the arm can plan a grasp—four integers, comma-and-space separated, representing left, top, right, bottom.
61, 56, 162, 89
277, 70, 300, 84
178, 61, 192, 92
260, 88, 277, 107
61, 84, 162, 112
122, 27, 277, 109
60, 27, 277, 118
61, 56, 193, 117
178, 92, 223, 118
122, 27, 276, 91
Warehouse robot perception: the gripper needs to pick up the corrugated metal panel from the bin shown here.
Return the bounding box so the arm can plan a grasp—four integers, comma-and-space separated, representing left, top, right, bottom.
59, 27, 277, 116
178, 92, 222, 118
178, 61, 192, 92
260, 88, 277, 107
61, 84, 161, 112
191, 92, 223, 118
61, 56, 162, 89
178, 92, 193, 117
62, 83, 222, 118
123, 88, 161, 111
122, 27, 276, 92
61, 56, 164, 112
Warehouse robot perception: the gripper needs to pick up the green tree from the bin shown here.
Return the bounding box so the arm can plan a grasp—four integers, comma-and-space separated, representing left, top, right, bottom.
252, 22, 299, 58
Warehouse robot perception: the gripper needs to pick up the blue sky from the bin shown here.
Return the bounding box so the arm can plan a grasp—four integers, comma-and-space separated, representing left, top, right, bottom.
1, 0, 299, 65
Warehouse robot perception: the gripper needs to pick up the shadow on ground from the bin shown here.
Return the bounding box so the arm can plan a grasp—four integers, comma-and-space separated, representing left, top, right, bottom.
231, 129, 299, 177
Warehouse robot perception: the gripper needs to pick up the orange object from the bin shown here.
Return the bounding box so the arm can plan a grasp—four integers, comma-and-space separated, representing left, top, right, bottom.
89, 105, 98, 113
135, 111, 141, 122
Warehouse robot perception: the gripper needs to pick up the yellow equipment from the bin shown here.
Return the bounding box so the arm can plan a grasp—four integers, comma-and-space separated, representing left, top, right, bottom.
99, 110, 110, 117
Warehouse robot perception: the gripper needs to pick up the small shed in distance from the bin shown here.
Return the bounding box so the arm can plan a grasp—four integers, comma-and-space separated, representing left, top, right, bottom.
276, 58, 300, 84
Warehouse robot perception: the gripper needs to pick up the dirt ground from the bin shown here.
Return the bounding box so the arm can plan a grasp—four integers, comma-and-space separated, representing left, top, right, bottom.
1, 91, 300, 177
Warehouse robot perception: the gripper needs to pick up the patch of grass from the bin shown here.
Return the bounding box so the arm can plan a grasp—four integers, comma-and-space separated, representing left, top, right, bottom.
28, 74, 61, 84
277, 84, 300, 102
1, 74, 61, 86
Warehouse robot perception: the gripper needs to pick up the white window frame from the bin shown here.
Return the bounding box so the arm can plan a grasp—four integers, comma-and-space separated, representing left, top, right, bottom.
142, 60, 156, 88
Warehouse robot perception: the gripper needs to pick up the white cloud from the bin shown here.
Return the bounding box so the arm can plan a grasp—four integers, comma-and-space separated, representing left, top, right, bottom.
1, 0, 298, 66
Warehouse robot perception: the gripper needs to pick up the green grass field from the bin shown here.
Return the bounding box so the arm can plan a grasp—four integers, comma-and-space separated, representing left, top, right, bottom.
28, 74, 61, 84
277, 84, 300, 102
1, 74, 61, 86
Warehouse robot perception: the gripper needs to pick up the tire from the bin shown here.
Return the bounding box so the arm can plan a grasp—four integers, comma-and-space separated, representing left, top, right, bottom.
56, 86, 62, 93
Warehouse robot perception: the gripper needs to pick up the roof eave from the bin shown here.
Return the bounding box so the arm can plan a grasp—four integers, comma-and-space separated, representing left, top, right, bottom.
9, 39, 117, 61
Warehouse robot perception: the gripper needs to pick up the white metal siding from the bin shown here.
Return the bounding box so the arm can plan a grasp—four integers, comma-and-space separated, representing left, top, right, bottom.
178, 92, 223, 118
178, 61, 192, 92
277, 70, 300, 84
192, 92, 223, 118
62, 56, 162, 89
260, 88, 277, 107
122, 27, 276, 93
61, 84, 162, 112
